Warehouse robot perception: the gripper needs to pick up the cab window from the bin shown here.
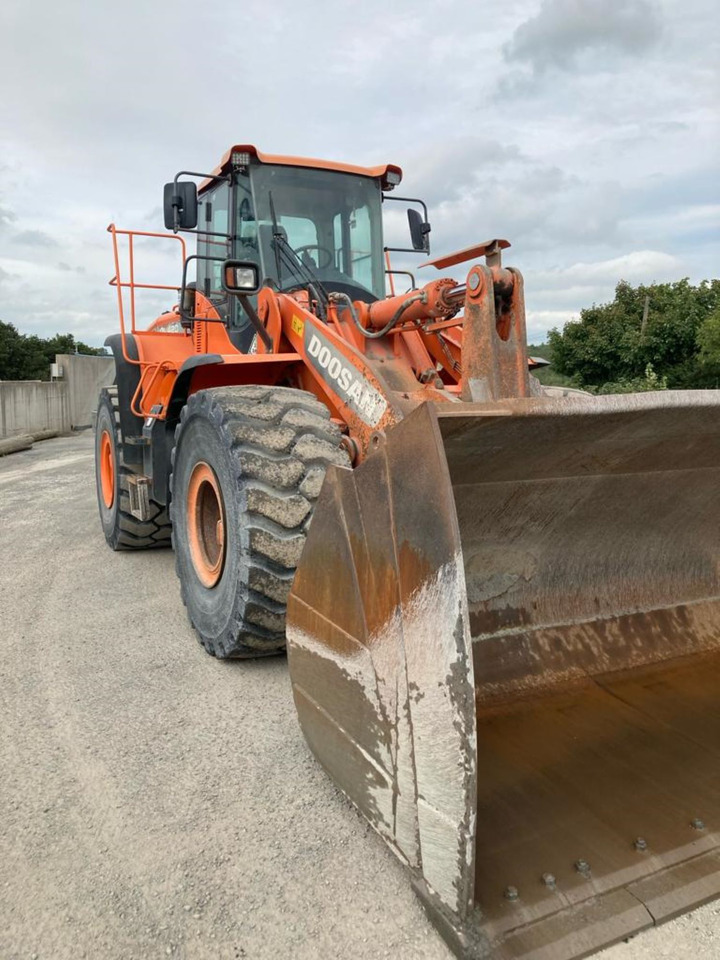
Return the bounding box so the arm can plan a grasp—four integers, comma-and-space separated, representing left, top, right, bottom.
279, 216, 318, 250
250, 165, 384, 300
197, 182, 231, 318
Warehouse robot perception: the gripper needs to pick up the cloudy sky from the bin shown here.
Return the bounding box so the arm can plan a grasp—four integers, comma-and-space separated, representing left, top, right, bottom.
1, 0, 718, 345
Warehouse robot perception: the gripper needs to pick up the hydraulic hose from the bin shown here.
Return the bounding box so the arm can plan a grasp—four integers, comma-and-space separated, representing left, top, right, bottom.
330, 291, 426, 340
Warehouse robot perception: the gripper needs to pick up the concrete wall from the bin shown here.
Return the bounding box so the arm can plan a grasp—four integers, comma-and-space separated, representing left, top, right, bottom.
55, 354, 116, 430
0, 381, 71, 438
0, 355, 115, 438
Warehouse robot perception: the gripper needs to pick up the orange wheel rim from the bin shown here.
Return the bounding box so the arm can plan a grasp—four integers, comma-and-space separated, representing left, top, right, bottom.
187, 462, 226, 588
99, 430, 115, 509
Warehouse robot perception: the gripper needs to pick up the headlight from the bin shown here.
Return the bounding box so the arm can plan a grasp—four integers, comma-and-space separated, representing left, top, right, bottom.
222, 260, 260, 294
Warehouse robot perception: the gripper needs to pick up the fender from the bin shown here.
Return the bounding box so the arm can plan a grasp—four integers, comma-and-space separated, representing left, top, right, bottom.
104, 333, 143, 466
165, 354, 224, 421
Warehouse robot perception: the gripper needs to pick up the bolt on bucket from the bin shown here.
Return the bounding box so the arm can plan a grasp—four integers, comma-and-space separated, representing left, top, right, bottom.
286, 390, 720, 960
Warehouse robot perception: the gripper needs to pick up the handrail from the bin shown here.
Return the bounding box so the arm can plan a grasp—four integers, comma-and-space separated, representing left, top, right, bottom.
131, 361, 169, 419
107, 224, 187, 367
109, 279, 183, 291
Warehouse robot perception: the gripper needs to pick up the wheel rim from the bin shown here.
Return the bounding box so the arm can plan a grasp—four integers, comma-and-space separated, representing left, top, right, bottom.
187, 462, 226, 588
99, 430, 115, 509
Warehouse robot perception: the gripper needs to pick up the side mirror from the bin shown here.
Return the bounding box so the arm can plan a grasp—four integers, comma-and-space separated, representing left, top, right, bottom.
163, 181, 198, 231
221, 259, 261, 295
408, 208, 431, 252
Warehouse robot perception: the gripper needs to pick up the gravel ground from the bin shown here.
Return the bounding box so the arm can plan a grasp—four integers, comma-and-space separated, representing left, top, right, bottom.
0, 433, 718, 960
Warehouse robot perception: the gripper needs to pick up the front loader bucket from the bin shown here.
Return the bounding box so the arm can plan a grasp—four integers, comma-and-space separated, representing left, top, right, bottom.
286, 390, 720, 960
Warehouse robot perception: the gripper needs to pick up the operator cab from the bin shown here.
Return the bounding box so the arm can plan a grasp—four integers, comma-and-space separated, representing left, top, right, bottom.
163, 145, 429, 349
238, 163, 386, 301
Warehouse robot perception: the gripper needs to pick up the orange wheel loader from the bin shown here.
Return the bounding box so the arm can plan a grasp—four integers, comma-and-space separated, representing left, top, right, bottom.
95, 144, 720, 960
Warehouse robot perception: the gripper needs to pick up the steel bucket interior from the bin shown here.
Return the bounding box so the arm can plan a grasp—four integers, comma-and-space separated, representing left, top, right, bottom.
287, 392, 720, 960
439, 392, 720, 958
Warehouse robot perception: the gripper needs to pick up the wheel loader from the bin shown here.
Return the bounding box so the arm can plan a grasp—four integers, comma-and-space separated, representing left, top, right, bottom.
95, 144, 720, 960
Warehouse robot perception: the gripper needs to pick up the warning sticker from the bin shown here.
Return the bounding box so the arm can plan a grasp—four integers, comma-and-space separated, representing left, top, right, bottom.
291, 315, 305, 337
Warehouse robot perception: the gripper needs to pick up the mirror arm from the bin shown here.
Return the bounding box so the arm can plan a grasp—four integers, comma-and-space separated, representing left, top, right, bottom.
382, 195, 429, 222
238, 295, 273, 350
384, 195, 431, 253
172, 170, 230, 189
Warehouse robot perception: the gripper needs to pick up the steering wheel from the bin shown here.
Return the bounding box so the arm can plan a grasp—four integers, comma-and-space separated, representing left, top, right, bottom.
294, 243, 334, 270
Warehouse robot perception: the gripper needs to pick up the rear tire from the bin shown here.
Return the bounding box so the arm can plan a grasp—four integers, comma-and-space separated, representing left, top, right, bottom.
170, 385, 350, 658
94, 387, 172, 550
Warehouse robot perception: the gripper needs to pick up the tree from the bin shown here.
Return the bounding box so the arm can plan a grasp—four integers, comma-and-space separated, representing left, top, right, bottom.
696, 303, 720, 387
0, 320, 107, 381
548, 279, 720, 390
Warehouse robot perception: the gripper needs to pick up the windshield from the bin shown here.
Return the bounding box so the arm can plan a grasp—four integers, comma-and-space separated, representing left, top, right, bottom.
239, 165, 385, 301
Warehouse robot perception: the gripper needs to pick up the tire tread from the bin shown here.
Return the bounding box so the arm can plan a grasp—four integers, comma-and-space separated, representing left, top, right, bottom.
102, 386, 172, 550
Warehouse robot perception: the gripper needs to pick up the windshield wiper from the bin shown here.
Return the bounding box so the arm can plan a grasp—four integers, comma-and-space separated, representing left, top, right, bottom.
268, 191, 328, 321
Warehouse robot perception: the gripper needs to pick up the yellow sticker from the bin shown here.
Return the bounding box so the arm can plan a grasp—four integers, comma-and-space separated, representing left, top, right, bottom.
291, 315, 304, 337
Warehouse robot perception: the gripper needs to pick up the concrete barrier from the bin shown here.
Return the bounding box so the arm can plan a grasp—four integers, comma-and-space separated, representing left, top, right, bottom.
0, 434, 34, 456
0, 381, 71, 438
0, 354, 115, 438
55, 354, 116, 430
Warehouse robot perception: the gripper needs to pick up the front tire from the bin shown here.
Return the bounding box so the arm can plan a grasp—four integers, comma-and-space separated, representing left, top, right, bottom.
170, 385, 350, 658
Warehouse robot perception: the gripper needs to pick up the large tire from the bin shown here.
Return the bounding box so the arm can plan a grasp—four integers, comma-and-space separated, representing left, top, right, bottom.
169, 385, 351, 658
94, 387, 172, 550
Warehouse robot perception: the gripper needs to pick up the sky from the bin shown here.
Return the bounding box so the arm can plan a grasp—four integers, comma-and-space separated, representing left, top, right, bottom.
0, 0, 718, 346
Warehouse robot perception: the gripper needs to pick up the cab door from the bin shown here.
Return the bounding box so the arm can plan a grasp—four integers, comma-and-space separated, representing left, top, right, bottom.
197, 182, 231, 321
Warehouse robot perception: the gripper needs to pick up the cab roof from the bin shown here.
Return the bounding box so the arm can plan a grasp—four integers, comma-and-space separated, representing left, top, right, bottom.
201, 144, 402, 192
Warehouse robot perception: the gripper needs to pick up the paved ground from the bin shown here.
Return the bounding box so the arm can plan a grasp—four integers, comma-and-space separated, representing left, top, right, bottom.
0, 433, 717, 960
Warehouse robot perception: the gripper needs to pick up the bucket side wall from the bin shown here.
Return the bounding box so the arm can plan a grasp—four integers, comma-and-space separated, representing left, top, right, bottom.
287, 404, 478, 918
